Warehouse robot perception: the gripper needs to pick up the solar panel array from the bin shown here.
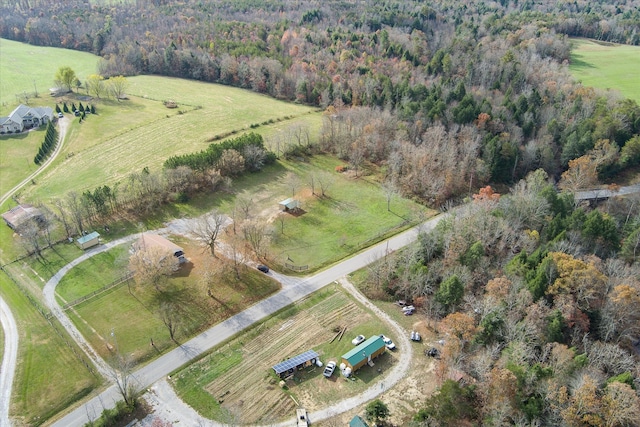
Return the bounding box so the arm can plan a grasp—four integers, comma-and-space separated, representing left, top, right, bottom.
272, 350, 319, 375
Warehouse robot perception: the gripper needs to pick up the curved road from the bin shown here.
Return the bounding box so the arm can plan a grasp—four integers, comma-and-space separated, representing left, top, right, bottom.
49, 215, 446, 426
0, 116, 70, 426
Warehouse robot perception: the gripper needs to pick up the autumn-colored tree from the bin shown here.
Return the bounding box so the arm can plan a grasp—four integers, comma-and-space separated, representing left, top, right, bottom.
560, 375, 604, 427
473, 185, 500, 203
440, 312, 477, 341
559, 155, 598, 192
602, 382, 640, 427
546, 252, 606, 311
217, 149, 245, 177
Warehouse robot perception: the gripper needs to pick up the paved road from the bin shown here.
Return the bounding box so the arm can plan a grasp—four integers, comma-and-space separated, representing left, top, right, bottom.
574, 183, 640, 201
0, 296, 19, 427
50, 214, 446, 426
0, 116, 70, 427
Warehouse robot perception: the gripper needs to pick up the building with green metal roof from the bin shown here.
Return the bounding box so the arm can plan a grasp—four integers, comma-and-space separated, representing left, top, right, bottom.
341, 335, 385, 373
349, 415, 370, 427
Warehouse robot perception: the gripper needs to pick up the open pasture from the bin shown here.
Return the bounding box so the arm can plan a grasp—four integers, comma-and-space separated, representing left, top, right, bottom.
0, 38, 99, 110
570, 38, 640, 103
21, 75, 319, 201
173, 287, 398, 425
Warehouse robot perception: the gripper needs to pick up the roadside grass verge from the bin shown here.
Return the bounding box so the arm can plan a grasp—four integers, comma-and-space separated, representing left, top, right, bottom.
66, 240, 280, 366
172, 286, 398, 424
0, 128, 44, 198
0, 38, 99, 109
0, 270, 100, 426
570, 38, 640, 103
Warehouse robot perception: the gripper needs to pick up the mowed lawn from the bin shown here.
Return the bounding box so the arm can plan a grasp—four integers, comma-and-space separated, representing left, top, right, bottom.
0, 38, 100, 110
213, 155, 431, 271
0, 270, 100, 425
21, 75, 318, 201
0, 129, 44, 209
570, 38, 640, 103
61, 238, 281, 365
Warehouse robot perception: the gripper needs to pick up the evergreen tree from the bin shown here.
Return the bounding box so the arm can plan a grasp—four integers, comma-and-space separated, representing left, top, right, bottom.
63, 103, 69, 113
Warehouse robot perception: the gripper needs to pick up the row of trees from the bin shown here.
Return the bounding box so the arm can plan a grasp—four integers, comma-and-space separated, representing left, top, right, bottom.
33, 121, 57, 164
53, 66, 128, 100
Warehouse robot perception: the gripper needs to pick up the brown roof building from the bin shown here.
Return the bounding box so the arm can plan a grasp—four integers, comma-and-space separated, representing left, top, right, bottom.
1, 204, 44, 230
133, 233, 186, 263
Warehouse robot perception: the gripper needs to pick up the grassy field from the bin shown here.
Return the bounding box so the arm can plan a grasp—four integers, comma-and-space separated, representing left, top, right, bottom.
61, 237, 281, 365
173, 286, 398, 424
0, 270, 100, 425
0, 38, 100, 110
570, 38, 640, 103
211, 155, 430, 271
0, 128, 44, 199
18, 78, 319, 201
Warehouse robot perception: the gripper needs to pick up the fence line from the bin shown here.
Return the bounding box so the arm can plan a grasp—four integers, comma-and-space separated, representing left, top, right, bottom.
62, 272, 133, 310
285, 263, 308, 271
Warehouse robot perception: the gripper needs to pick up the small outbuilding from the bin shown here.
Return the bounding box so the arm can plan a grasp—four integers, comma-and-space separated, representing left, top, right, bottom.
76, 231, 100, 250
349, 415, 370, 427
341, 336, 386, 373
133, 233, 186, 263
278, 198, 300, 212
2, 204, 44, 230
272, 350, 319, 379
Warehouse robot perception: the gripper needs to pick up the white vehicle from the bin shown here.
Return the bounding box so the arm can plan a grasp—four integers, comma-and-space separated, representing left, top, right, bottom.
323, 361, 336, 377
379, 334, 396, 350
351, 334, 365, 345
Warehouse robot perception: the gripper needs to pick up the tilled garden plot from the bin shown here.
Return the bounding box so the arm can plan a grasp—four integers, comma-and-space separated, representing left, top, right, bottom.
205, 292, 367, 424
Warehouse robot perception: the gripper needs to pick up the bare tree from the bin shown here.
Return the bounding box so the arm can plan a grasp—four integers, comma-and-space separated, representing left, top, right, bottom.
108, 352, 137, 407
128, 245, 179, 291
316, 171, 334, 197
349, 141, 365, 178
53, 198, 73, 238
158, 302, 180, 343
17, 219, 44, 259
191, 211, 227, 256
285, 173, 301, 197
242, 220, 271, 259
382, 179, 398, 212
66, 191, 84, 235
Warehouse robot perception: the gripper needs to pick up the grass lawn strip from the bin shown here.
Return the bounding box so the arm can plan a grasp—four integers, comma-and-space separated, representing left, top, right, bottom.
0, 270, 99, 425
570, 38, 640, 103
172, 286, 398, 425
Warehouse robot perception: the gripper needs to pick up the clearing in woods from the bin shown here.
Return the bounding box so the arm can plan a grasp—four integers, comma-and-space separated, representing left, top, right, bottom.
173, 287, 399, 425
569, 38, 640, 103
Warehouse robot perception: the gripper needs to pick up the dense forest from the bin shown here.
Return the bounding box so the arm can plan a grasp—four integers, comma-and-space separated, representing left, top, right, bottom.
2, 0, 639, 425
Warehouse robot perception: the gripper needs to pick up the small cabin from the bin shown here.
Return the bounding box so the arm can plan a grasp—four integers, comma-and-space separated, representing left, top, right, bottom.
76, 231, 100, 250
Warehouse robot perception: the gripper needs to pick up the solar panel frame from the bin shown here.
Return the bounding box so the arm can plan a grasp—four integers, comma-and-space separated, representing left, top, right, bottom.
272, 350, 319, 375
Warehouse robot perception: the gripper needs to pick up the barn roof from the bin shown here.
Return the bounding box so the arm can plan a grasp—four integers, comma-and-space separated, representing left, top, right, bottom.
1, 204, 43, 229
342, 336, 385, 367
272, 350, 319, 375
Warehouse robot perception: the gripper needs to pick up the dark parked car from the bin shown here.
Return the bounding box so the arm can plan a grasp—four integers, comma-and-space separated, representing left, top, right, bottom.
257, 264, 269, 273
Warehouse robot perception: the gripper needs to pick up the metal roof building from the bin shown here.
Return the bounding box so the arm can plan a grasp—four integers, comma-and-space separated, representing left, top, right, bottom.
341, 336, 385, 373
272, 350, 319, 378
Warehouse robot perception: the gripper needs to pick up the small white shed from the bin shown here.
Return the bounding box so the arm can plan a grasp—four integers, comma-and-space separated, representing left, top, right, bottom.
278, 198, 300, 212
76, 231, 100, 250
